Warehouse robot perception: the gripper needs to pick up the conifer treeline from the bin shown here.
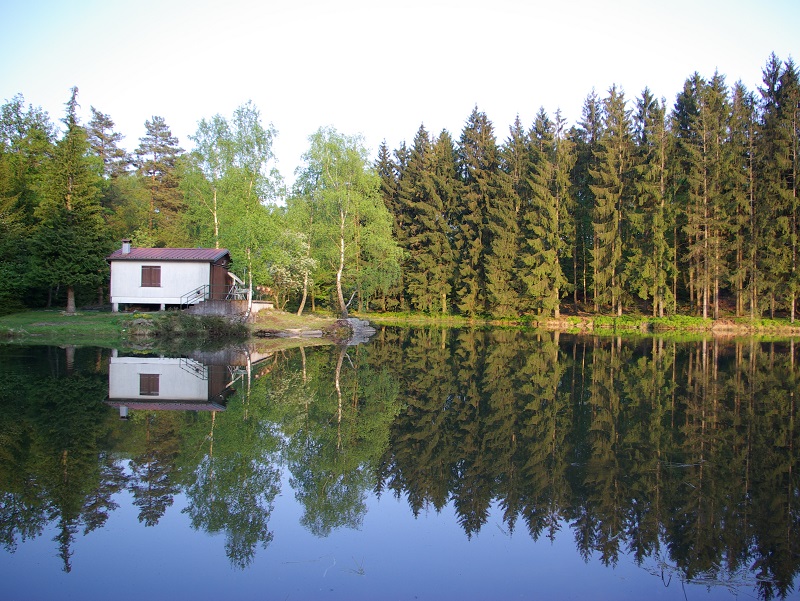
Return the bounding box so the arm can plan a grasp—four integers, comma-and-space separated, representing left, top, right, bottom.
377, 54, 800, 320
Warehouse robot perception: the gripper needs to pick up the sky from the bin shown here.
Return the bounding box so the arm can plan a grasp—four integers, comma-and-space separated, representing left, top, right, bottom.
1, 0, 798, 189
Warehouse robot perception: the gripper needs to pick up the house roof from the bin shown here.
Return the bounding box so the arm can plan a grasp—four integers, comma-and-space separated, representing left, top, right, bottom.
107, 247, 231, 262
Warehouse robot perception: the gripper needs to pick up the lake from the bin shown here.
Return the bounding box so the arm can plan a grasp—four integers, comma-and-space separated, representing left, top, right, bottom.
0, 328, 798, 600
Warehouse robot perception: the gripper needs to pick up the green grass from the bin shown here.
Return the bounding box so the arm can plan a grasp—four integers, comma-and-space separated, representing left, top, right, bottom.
0, 309, 133, 346
0, 308, 337, 349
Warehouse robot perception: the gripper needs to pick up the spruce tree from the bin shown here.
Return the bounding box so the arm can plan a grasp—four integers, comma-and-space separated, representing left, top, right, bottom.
501, 116, 533, 312
33, 87, 108, 313
671, 74, 702, 311
681, 72, 730, 319
631, 89, 673, 316
454, 107, 494, 316
398, 126, 455, 313
590, 86, 634, 315
374, 140, 407, 310
431, 130, 459, 313
398, 125, 433, 311
571, 90, 603, 308
758, 55, 800, 320
519, 108, 575, 317
727, 81, 758, 317
455, 107, 516, 317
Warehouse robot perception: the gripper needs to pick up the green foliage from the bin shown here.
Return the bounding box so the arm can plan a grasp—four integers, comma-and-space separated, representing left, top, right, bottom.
151, 312, 248, 344
135, 115, 186, 246
3, 53, 800, 323
292, 127, 401, 317
519, 108, 576, 317
32, 88, 110, 313
590, 85, 634, 316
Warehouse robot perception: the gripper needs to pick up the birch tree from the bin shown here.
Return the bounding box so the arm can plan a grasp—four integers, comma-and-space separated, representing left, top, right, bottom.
294, 127, 400, 318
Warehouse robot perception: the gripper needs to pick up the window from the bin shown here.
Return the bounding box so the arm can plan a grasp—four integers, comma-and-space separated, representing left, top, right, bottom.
141, 265, 161, 287
139, 373, 160, 396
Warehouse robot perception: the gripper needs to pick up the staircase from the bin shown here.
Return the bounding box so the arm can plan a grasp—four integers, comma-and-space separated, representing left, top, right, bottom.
180, 285, 210, 309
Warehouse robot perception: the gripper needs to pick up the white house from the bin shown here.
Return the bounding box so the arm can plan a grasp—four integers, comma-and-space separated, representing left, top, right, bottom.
107, 239, 239, 312
106, 354, 232, 417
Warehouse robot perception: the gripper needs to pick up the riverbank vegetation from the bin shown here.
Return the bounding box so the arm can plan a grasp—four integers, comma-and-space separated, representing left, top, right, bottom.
2, 54, 798, 323
0, 309, 330, 347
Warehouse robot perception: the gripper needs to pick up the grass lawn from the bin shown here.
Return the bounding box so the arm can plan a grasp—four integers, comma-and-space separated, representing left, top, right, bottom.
0, 309, 132, 346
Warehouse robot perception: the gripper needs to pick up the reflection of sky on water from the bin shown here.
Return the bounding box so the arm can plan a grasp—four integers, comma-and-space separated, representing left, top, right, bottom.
1, 467, 737, 601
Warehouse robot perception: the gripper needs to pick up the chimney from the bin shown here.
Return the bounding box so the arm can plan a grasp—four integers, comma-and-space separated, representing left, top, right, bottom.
122, 239, 131, 254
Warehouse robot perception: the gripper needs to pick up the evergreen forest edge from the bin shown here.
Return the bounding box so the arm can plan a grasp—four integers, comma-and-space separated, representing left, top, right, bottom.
2, 53, 800, 326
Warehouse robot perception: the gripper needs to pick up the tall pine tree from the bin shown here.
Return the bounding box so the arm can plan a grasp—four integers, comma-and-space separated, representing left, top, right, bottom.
630, 89, 673, 316
519, 108, 575, 317
33, 87, 108, 313
590, 86, 634, 315
135, 116, 185, 246
454, 107, 494, 316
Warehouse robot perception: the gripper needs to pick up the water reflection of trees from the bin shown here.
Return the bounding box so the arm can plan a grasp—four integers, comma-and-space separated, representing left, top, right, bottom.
0, 334, 798, 598
0, 346, 124, 573
371, 329, 800, 600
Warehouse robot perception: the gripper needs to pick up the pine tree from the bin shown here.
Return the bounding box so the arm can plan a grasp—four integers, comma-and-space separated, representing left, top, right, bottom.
519, 108, 575, 317
670, 74, 702, 310
590, 86, 634, 315
571, 90, 603, 308
454, 107, 494, 316
455, 107, 516, 317
501, 116, 532, 311
33, 87, 108, 313
682, 72, 730, 319
631, 89, 674, 316
727, 81, 758, 317
431, 131, 461, 314
135, 115, 185, 246
374, 140, 407, 311
86, 107, 129, 179
758, 55, 800, 320
400, 126, 454, 313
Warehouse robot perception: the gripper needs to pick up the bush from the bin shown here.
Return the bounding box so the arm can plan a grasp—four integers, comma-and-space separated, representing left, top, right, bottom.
153, 312, 248, 342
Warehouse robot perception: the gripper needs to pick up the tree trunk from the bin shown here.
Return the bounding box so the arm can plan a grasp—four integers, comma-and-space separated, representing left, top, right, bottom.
297, 271, 309, 316
66, 286, 76, 315
336, 208, 348, 319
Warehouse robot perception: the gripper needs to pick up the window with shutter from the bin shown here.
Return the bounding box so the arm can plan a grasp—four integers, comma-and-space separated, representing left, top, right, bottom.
139, 373, 160, 396
141, 265, 161, 287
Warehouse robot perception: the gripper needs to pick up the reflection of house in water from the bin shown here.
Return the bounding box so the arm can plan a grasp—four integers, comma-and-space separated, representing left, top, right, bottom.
105, 348, 272, 418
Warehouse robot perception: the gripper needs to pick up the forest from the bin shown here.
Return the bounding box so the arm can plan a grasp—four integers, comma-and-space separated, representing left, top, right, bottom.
0, 52, 798, 320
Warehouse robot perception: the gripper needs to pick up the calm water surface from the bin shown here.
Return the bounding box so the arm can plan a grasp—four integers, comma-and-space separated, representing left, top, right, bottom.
1, 328, 798, 600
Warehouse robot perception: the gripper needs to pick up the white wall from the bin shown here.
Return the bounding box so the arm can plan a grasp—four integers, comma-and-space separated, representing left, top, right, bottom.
110, 261, 211, 306
108, 356, 209, 401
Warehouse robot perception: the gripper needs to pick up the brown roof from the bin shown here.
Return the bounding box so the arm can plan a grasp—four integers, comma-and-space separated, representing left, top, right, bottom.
107, 247, 231, 262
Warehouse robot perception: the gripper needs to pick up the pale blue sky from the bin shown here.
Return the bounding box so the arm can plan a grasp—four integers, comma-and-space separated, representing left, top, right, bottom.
1, 0, 797, 187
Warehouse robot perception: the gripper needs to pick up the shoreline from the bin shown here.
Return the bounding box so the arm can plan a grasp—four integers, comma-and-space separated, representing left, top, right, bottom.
2, 309, 800, 347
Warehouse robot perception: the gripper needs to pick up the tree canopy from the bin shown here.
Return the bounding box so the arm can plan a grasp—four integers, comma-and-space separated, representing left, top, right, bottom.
1, 53, 799, 319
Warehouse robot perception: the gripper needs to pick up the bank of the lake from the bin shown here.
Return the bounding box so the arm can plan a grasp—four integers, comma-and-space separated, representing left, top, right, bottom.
4, 309, 800, 347
368, 311, 800, 337
0, 309, 339, 348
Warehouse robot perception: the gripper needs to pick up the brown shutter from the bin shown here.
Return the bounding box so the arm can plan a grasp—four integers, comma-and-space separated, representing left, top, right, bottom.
139, 373, 160, 396
141, 265, 161, 287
